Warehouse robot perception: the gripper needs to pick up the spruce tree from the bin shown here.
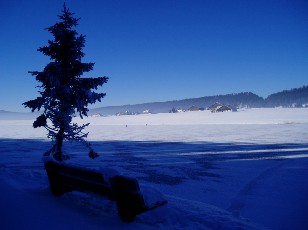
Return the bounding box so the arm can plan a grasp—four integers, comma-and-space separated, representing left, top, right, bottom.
23, 4, 108, 161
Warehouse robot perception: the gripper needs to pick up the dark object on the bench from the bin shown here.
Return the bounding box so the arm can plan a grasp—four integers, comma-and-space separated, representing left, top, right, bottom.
44, 160, 167, 222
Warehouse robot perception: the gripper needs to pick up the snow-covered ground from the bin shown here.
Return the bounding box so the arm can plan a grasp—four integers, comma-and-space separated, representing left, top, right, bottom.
1, 108, 308, 229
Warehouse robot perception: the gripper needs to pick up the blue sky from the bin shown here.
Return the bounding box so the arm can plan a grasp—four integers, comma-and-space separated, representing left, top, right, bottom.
1, 0, 307, 112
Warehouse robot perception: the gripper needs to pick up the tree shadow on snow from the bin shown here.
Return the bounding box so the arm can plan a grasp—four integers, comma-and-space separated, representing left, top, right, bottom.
1, 139, 308, 185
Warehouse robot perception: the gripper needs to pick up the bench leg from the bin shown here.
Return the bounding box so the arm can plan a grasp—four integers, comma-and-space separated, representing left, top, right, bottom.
117, 205, 136, 222
110, 176, 144, 222
44, 162, 72, 196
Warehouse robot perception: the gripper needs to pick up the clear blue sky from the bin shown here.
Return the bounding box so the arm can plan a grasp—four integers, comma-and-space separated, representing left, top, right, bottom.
1, 0, 307, 112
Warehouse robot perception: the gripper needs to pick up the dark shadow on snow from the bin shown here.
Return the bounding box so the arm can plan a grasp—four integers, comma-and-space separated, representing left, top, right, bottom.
1, 139, 308, 185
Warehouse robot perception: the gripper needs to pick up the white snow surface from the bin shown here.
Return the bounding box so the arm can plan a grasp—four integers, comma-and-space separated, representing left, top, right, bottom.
0, 108, 308, 229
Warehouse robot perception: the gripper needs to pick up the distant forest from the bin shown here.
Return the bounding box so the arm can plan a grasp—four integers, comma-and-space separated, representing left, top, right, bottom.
91, 85, 308, 115
265, 85, 308, 107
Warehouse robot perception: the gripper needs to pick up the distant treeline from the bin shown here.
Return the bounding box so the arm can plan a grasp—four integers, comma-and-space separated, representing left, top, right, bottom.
90, 85, 308, 115
265, 85, 308, 107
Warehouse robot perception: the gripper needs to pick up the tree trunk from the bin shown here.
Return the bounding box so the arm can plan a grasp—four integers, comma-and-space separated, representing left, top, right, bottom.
54, 127, 64, 161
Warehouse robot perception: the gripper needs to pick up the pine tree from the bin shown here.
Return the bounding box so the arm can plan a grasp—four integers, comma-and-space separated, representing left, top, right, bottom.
23, 4, 108, 161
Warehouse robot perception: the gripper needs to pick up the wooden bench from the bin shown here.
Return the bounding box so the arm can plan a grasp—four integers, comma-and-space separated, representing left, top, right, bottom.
44, 160, 167, 222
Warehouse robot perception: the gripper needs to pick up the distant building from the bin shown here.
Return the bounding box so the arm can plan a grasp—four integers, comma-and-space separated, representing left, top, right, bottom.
208, 102, 232, 112
207, 102, 223, 111
143, 109, 151, 114
177, 108, 185, 113
216, 105, 232, 112
188, 105, 200, 111
116, 110, 138, 116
